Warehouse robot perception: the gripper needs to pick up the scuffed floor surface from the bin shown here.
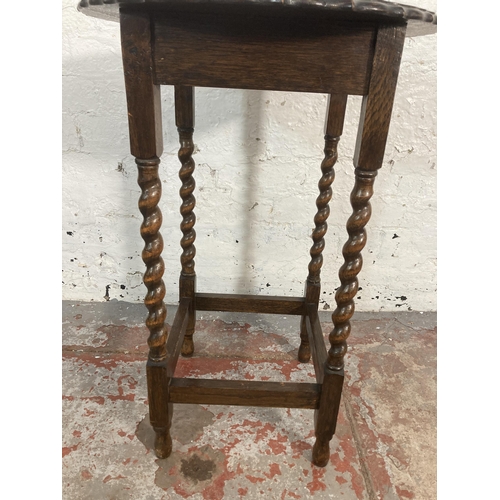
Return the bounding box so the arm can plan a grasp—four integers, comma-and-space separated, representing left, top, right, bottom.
62, 301, 436, 499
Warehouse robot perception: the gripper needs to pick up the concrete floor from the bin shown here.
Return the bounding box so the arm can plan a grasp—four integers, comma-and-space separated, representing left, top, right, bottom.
62, 300, 436, 499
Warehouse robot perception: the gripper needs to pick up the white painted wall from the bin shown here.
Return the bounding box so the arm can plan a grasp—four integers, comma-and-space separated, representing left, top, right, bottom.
62, 0, 437, 311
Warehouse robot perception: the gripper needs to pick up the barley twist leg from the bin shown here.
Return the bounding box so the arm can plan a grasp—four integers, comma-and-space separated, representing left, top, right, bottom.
298, 134, 340, 362
136, 157, 172, 459
312, 168, 376, 466
178, 126, 196, 355
174, 86, 197, 357
299, 94, 347, 364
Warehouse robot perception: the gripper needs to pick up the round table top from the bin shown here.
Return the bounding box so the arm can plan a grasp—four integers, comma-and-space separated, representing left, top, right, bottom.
78, 0, 436, 37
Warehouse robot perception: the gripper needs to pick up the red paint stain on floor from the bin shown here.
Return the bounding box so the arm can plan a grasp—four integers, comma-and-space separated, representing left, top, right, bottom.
306, 467, 327, 494
82, 396, 105, 405
246, 475, 265, 484
108, 393, 135, 402
236, 419, 262, 431
117, 374, 138, 391
349, 385, 362, 397
200, 456, 236, 500
238, 487, 248, 496
330, 440, 365, 499
306, 429, 315, 439
347, 399, 393, 496
378, 432, 410, 470
103, 474, 126, 483
396, 486, 415, 499
263, 463, 281, 479
255, 422, 276, 443
267, 433, 288, 455
80, 469, 93, 480
279, 361, 300, 381
290, 439, 311, 458
171, 480, 191, 499
158, 462, 193, 499
62, 443, 80, 457
222, 438, 241, 454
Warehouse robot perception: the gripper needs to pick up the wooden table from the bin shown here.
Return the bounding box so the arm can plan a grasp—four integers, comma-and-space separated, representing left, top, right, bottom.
78, 0, 436, 468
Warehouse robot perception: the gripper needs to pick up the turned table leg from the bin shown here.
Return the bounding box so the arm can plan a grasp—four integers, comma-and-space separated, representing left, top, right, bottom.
312, 24, 406, 467
121, 11, 172, 458
299, 94, 347, 363
175, 85, 197, 357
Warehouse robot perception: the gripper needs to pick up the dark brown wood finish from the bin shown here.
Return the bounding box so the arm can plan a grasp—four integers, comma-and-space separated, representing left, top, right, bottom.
79, 0, 436, 471
169, 378, 321, 409
153, 11, 376, 95
305, 303, 328, 384
165, 298, 191, 378
78, 0, 437, 37
195, 293, 306, 315
312, 368, 345, 466
175, 85, 197, 357
354, 25, 407, 170
331, 24, 406, 371
298, 94, 348, 363
120, 11, 170, 459
120, 12, 162, 159
312, 24, 407, 468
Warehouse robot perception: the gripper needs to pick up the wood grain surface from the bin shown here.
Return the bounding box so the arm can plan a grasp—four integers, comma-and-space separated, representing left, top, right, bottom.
169, 378, 321, 409
153, 11, 376, 95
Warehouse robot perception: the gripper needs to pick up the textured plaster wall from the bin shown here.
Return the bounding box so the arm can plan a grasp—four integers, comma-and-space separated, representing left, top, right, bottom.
62, 0, 437, 311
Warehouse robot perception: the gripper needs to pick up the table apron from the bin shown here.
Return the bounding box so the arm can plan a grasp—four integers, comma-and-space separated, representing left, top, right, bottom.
151, 13, 377, 95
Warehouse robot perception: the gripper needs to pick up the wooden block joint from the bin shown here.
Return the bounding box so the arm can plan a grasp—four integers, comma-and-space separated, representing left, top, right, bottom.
165, 298, 191, 377
305, 303, 328, 384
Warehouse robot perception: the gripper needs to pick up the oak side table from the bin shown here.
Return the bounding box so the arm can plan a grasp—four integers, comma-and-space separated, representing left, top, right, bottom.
77, 0, 436, 467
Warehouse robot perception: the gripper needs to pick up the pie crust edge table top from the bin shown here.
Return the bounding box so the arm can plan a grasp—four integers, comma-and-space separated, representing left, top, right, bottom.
78, 0, 437, 37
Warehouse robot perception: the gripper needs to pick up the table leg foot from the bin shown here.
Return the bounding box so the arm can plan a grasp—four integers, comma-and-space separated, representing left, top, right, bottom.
298, 344, 311, 363
181, 337, 194, 357
312, 440, 330, 467
153, 427, 173, 459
